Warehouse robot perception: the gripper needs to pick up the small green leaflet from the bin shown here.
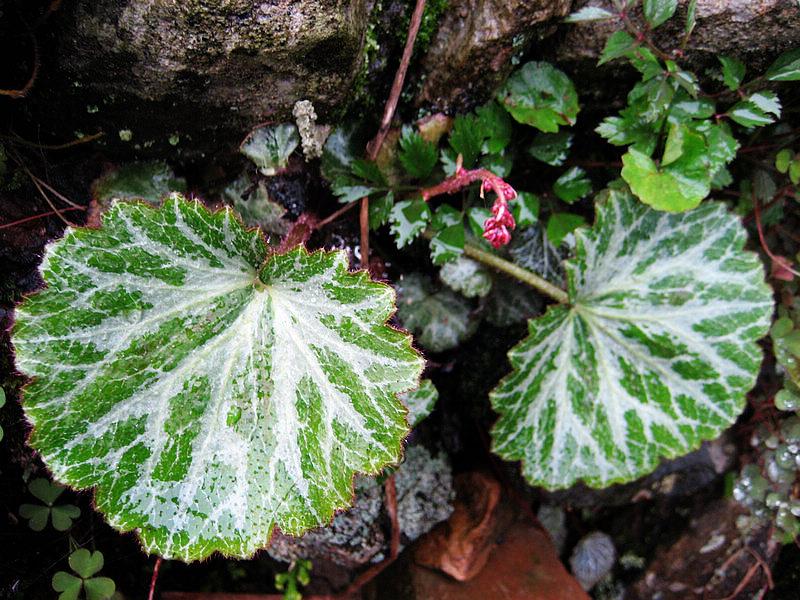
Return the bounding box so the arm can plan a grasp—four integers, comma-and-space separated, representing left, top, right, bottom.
399, 379, 439, 427
599, 31, 636, 66
396, 273, 477, 353
13, 196, 423, 560
240, 124, 299, 176
19, 478, 81, 531
496, 62, 579, 133
52, 549, 115, 600
553, 167, 592, 204
643, 0, 677, 29
528, 132, 573, 166
511, 191, 540, 227
491, 190, 773, 489
399, 127, 438, 179
718, 56, 746, 91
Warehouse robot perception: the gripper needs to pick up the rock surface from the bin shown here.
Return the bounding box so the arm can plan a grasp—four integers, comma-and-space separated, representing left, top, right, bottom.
416, 0, 571, 111
49, 0, 368, 158
553, 1, 800, 82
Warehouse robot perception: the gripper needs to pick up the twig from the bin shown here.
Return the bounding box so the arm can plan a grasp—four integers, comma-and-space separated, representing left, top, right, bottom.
339, 475, 400, 598
148, 557, 163, 600
6, 131, 104, 151
0, 206, 85, 230
317, 202, 358, 229
358, 0, 427, 268
753, 193, 800, 279
0, 32, 39, 99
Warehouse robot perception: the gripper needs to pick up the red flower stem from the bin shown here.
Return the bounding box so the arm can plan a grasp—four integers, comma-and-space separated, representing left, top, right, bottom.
148, 557, 162, 600
420, 168, 497, 201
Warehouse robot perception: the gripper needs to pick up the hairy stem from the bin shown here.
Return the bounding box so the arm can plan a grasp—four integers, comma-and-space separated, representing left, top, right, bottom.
422, 230, 570, 304
463, 242, 570, 304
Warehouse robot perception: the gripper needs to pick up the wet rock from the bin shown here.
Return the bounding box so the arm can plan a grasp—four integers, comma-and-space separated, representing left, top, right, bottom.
569, 531, 616, 591
48, 0, 369, 159
416, 0, 571, 112
268, 446, 454, 570
627, 499, 780, 600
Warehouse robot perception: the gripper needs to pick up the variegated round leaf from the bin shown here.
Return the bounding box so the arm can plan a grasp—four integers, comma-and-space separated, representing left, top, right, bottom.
491, 190, 773, 489
12, 196, 423, 560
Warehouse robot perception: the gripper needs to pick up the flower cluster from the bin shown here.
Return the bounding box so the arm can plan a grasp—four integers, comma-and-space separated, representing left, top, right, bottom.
480, 174, 517, 249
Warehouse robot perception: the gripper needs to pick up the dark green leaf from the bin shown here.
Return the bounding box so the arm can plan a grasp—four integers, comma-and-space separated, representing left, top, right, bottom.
643, 0, 677, 28
748, 91, 781, 118
331, 178, 377, 204
546, 213, 586, 246
727, 101, 774, 128
476, 101, 514, 154
351, 159, 387, 186
440, 257, 493, 298
321, 123, 369, 181
398, 127, 438, 179
685, 0, 697, 37
527, 132, 573, 166
766, 48, 800, 82
448, 114, 484, 169
511, 191, 540, 227
553, 167, 591, 203
431, 204, 462, 230
599, 31, 636, 65
430, 224, 465, 265
496, 62, 580, 133
718, 55, 746, 91
479, 152, 514, 177
369, 192, 394, 230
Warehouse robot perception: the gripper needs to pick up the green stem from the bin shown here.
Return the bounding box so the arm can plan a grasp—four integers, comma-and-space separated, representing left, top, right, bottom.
462, 242, 570, 304
422, 230, 569, 303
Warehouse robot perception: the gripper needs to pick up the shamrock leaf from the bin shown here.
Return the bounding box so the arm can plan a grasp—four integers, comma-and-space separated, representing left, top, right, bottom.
52, 549, 115, 600
19, 478, 80, 531
12, 196, 423, 560
491, 190, 773, 489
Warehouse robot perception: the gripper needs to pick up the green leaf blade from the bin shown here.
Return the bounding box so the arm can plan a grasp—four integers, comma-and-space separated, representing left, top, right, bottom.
13, 197, 423, 561
491, 191, 773, 489
497, 62, 580, 132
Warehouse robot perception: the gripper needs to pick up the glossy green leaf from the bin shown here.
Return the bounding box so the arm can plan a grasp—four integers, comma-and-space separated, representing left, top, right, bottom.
718, 56, 746, 91
92, 162, 186, 205
12, 196, 423, 560
396, 274, 477, 353
390, 199, 432, 248
546, 213, 586, 247
554, 167, 592, 203
565, 6, 615, 22
496, 62, 580, 133
399, 379, 439, 427
399, 127, 438, 179
430, 225, 465, 265
440, 257, 493, 298
448, 114, 484, 169
511, 191, 540, 227
643, 0, 677, 28
766, 48, 800, 82
599, 31, 636, 66
491, 190, 773, 489
321, 123, 369, 181
509, 224, 564, 286
240, 124, 299, 176
370, 192, 395, 230
775, 149, 793, 174
528, 132, 573, 166
475, 101, 514, 154
727, 101, 775, 128
224, 177, 289, 239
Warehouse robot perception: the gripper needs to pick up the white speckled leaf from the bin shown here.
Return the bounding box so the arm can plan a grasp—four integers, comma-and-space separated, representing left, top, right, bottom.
491, 190, 773, 489
12, 196, 423, 561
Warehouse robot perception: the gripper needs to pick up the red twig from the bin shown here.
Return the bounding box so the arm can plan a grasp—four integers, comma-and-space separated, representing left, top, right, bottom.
7, 131, 104, 151
753, 193, 800, 279
317, 202, 358, 229
0, 206, 85, 229
358, 0, 427, 268
339, 475, 400, 598
419, 167, 498, 201
148, 557, 163, 600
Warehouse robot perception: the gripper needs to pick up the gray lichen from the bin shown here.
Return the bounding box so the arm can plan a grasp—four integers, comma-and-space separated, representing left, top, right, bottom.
293, 100, 330, 161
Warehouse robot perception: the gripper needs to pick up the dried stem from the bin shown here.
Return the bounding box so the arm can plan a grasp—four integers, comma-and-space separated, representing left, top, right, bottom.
0, 33, 39, 99
358, 0, 427, 268
0, 206, 85, 230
